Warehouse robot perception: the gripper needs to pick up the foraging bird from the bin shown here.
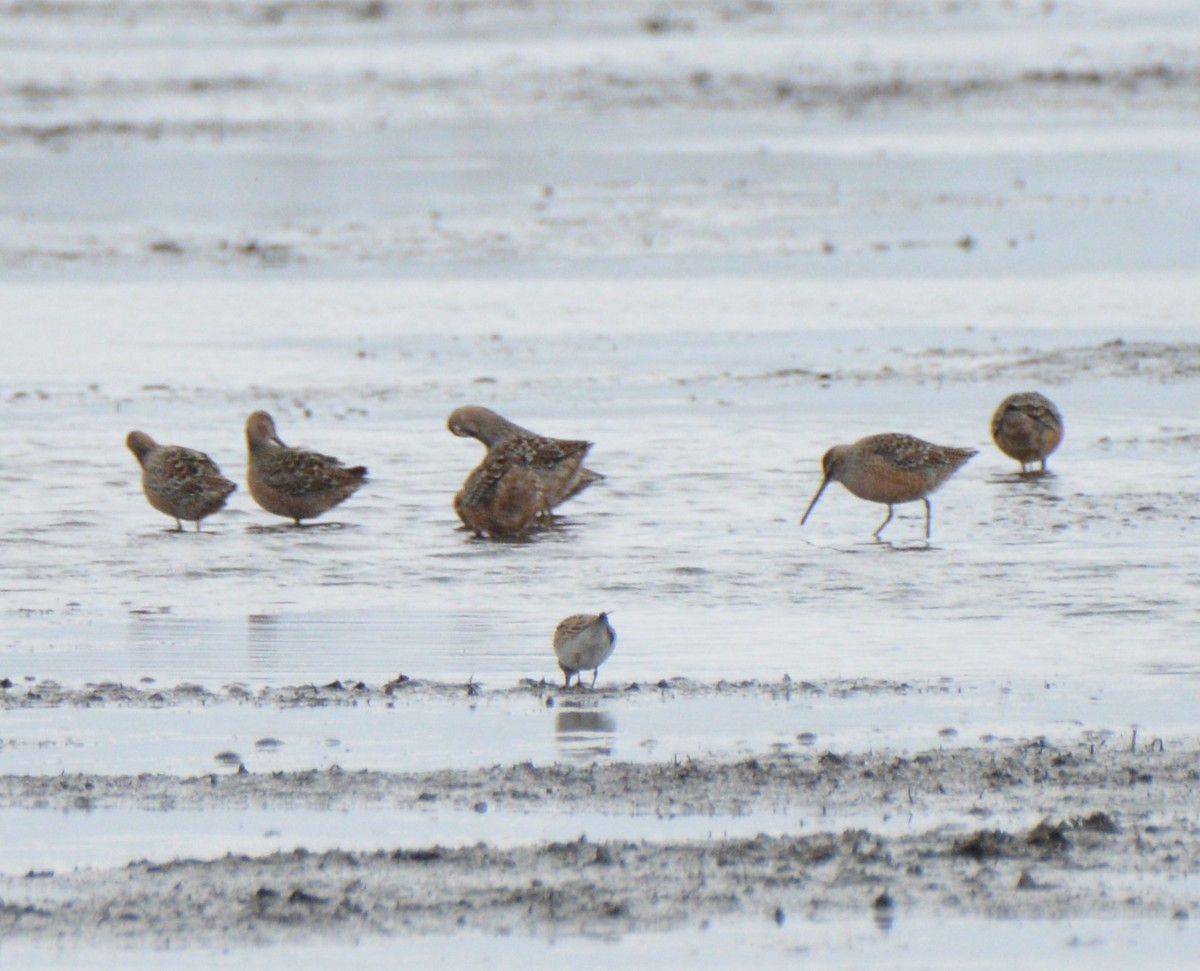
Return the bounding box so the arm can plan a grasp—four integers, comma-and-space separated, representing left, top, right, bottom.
991, 392, 1064, 473
448, 405, 603, 514
553, 612, 617, 688
126, 430, 236, 531
245, 411, 367, 525
800, 433, 977, 539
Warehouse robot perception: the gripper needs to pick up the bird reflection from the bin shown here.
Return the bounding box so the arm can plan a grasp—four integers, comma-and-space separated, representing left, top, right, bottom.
246, 613, 281, 668
554, 707, 617, 761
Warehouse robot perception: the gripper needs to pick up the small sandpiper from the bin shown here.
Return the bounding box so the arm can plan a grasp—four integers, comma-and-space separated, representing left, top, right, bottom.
553, 612, 616, 688
245, 411, 367, 525
801, 433, 977, 539
448, 405, 603, 516
126, 430, 236, 531
991, 392, 1063, 473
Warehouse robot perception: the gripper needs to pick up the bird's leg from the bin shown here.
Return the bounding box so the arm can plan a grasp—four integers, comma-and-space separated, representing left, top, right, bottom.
590, 668, 598, 688
922, 498, 932, 539
174, 519, 184, 532
195, 520, 202, 533
872, 505, 894, 539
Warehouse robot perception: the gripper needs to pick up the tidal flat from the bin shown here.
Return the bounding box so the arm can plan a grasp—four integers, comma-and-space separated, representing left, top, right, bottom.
2, 0, 1200, 966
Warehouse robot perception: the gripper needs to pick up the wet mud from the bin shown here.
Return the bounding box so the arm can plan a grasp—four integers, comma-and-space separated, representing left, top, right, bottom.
0, 674, 920, 710
0, 731, 1196, 945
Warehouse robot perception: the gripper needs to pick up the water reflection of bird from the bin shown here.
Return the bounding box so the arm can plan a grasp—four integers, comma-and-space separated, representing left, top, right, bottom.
555, 709, 617, 760
801, 433, 977, 540
245, 411, 367, 525
553, 612, 617, 687
126, 430, 236, 531
991, 392, 1064, 473
448, 405, 603, 535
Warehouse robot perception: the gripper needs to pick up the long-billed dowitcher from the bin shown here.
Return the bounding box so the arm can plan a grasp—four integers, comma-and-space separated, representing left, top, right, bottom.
553, 612, 616, 688
448, 405, 603, 513
800, 433, 977, 539
245, 411, 367, 525
453, 438, 549, 538
126, 430, 236, 531
991, 391, 1064, 473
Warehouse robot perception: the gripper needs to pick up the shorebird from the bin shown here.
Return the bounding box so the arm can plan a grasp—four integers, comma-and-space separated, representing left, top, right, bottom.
991, 392, 1064, 473
454, 439, 548, 538
553, 612, 616, 688
245, 411, 367, 525
448, 405, 603, 514
126, 430, 236, 531
800, 433, 977, 539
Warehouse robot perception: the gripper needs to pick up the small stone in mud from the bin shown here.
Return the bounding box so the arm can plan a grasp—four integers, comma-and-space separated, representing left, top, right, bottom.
393, 848, 442, 863
255, 738, 285, 750
773, 905, 785, 925
796, 732, 818, 745
288, 888, 328, 906
473, 801, 488, 814
214, 751, 243, 766
1077, 811, 1120, 833
938, 727, 959, 738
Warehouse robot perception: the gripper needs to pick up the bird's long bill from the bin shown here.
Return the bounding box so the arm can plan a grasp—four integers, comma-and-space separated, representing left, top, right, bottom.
800, 477, 830, 526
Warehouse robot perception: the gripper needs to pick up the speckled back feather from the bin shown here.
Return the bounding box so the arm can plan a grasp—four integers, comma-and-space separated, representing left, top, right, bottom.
448, 405, 603, 512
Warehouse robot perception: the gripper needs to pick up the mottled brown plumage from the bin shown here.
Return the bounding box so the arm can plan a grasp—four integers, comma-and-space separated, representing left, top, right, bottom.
448, 405, 603, 514
553, 612, 616, 688
126, 430, 236, 531
245, 411, 367, 525
453, 438, 549, 538
801, 433, 977, 539
991, 392, 1064, 473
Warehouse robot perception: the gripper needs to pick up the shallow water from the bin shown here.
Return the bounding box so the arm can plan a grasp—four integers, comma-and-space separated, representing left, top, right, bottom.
1, 918, 1196, 970
3, 284, 1199, 702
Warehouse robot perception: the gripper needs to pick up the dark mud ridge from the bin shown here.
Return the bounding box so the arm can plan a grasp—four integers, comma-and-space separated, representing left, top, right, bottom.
0, 674, 929, 709
0, 738, 1197, 945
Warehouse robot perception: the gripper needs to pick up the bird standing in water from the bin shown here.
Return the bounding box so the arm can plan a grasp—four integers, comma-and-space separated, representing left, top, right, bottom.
448, 405, 602, 537
991, 392, 1064, 473
245, 411, 367, 525
801, 432, 977, 540
126, 430, 236, 531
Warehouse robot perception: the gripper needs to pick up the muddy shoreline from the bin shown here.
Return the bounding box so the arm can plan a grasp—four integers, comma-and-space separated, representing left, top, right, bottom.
1, 736, 1196, 945
0, 674, 923, 710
